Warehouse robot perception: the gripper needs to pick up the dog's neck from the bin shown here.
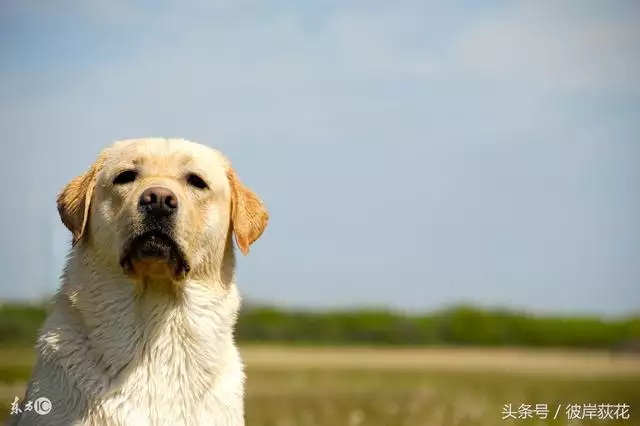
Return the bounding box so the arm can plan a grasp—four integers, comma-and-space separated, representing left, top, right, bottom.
39, 242, 242, 402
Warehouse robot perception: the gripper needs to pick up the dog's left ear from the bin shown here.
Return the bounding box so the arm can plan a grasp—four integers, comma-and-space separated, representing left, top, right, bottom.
57, 158, 104, 246
227, 168, 269, 255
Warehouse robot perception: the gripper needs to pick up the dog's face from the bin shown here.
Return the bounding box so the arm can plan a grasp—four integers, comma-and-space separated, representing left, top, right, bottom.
57, 138, 268, 283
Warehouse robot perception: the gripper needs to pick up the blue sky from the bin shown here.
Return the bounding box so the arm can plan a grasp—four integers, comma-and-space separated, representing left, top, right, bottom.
0, 0, 638, 316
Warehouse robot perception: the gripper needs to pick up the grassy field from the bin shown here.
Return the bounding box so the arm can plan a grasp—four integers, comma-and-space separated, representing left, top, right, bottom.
0, 345, 638, 425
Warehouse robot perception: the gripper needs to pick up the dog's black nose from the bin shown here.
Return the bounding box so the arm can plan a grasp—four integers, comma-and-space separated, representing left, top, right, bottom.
139, 186, 178, 217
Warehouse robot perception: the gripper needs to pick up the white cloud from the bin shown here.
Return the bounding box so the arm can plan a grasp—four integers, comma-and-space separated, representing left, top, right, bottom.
7, 0, 638, 94
0, 3, 448, 148
453, 0, 640, 92
325, 11, 440, 78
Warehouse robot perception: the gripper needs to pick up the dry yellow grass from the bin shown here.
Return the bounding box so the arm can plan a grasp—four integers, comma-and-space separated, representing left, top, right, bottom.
241, 345, 640, 377
1, 346, 638, 425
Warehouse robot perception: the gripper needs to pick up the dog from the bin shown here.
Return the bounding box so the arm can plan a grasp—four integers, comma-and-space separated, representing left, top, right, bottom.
11, 138, 268, 426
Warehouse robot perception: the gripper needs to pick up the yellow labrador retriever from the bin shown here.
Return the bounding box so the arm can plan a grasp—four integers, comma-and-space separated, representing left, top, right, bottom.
12, 138, 268, 426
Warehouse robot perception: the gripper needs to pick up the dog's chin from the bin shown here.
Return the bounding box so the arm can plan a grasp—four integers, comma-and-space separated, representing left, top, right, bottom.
120, 231, 190, 280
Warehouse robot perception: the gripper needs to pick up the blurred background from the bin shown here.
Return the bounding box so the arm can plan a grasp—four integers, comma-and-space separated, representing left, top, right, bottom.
0, 1, 638, 425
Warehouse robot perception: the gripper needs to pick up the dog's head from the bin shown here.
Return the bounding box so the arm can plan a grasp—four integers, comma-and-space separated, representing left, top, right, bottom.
57, 138, 268, 283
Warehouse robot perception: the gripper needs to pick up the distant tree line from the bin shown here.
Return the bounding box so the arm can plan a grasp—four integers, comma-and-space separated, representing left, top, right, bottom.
1, 303, 638, 349
236, 305, 640, 349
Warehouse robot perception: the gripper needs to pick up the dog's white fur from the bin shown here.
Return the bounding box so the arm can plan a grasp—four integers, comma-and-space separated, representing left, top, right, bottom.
12, 138, 268, 426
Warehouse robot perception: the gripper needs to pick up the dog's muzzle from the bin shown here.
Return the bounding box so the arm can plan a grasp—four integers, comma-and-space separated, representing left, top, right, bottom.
120, 230, 190, 278
120, 186, 189, 278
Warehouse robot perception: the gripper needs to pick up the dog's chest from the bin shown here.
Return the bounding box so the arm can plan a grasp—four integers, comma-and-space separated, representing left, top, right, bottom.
84, 290, 245, 426
93, 349, 244, 426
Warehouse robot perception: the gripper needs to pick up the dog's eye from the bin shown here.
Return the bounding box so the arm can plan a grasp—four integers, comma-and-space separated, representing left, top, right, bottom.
187, 173, 208, 190
113, 170, 137, 185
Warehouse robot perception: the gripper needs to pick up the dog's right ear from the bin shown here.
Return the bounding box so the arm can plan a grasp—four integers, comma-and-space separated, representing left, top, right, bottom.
227, 167, 269, 256
57, 158, 104, 246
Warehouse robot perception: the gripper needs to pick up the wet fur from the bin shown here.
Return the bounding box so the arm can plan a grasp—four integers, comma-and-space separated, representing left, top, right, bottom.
11, 138, 268, 426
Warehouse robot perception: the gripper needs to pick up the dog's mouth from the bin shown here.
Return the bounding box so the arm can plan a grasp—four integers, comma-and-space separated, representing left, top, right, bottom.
120, 230, 190, 279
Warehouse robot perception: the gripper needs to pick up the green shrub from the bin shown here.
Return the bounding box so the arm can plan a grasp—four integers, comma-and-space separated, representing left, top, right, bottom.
1, 302, 638, 349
